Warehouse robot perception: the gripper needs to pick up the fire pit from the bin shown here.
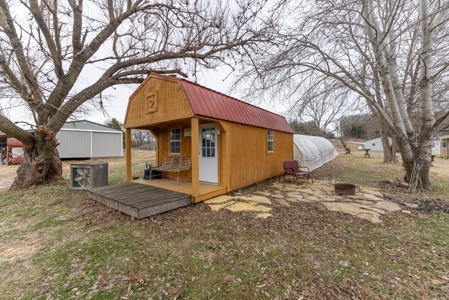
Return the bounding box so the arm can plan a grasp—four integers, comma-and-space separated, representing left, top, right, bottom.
333, 183, 356, 195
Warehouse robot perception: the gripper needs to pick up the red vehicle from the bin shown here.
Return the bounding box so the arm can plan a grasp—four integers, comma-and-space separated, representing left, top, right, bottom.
5, 138, 24, 165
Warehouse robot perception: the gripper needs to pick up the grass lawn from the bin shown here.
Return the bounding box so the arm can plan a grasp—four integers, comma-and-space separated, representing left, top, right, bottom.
0, 149, 448, 299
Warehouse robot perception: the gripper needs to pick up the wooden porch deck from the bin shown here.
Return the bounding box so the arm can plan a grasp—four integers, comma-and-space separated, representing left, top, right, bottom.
132, 178, 227, 203
88, 182, 191, 219
88, 179, 227, 219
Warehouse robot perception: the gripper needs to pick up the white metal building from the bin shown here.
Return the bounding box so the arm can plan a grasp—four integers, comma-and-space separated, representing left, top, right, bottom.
58, 120, 123, 159
364, 137, 392, 152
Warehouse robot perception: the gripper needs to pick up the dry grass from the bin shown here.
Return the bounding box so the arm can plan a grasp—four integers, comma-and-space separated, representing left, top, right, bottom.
0, 149, 449, 299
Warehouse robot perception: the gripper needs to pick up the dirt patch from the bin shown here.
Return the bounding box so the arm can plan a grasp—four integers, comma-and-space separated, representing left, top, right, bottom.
429, 157, 449, 177
0, 234, 42, 262
0, 165, 19, 189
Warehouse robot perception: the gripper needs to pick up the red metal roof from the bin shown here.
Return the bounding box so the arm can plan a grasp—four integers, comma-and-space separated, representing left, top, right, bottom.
151, 73, 293, 133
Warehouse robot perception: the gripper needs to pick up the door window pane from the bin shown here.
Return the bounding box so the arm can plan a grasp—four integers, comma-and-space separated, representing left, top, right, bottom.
201, 128, 215, 157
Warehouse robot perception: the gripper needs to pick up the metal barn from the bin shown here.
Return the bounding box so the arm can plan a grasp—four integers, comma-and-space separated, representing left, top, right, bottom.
57, 120, 123, 159
364, 137, 392, 152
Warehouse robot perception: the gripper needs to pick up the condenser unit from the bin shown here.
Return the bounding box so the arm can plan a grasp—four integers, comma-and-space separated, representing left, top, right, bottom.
70, 162, 108, 190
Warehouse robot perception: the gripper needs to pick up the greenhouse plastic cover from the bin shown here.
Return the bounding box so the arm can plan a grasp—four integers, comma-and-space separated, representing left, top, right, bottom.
293, 134, 338, 171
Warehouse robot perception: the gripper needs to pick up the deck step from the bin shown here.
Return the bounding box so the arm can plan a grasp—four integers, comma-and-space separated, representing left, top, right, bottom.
88, 182, 191, 219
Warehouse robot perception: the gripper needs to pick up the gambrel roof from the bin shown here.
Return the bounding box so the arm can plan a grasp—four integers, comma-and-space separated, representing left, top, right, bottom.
139, 73, 293, 133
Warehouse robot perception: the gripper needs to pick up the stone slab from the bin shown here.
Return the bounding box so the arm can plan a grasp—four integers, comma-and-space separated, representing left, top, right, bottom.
286, 192, 303, 198
297, 188, 315, 195
273, 198, 291, 207
357, 213, 382, 224
208, 201, 237, 211
238, 195, 272, 205
359, 189, 383, 197
205, 195, 235, 205
355, 200, 373, 205
373, 201, 401, 211
225, 202, 272, 213
361, 194, 384, 202
354, 204, 386, 215
282, 187, 297, 192
296, 198, 315, 203
272, 183, 284, 189
321, 202, 361, 215
285, 198, 301, 202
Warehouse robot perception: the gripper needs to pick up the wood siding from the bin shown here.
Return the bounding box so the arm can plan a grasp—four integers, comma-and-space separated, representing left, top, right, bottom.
150, 119, 292, 192
125, 77, 193, 128
219, 121, 293, 191
156, 126, 193, 182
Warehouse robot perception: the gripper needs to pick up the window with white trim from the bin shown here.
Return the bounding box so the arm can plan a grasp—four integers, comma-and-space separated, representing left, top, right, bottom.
267, 129, 274, 152
170, 128, 181, 154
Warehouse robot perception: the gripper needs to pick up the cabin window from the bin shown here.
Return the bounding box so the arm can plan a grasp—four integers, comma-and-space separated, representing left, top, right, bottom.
267, 130, 274, 152
443, 141, 447, 148
372, 143, 376, 147
169, 128, 181, 154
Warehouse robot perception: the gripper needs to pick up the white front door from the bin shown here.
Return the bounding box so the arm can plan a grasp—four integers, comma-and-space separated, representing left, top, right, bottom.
199, 126, 218, 183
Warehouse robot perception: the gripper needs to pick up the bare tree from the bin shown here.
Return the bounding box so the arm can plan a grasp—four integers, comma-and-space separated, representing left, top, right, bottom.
288, 77, 355, 135
0, 0, 276, 190
236, 0, 449, 190
131, 129, 155, 150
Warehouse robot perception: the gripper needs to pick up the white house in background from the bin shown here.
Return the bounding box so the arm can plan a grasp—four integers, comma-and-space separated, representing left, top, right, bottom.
439, 135, 449, 158
58, 120, 123, 159
364, 137, 392, 152
432, 138, 441, 155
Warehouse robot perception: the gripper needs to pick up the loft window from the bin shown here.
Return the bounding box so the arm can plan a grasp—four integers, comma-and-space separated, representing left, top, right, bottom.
170, 128, 181, 154
267, 129, 274, 152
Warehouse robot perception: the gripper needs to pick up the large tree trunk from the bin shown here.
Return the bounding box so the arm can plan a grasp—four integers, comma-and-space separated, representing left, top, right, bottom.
378, 118, 396, 163
402, 156, 432, 190
10, 129, 62, 191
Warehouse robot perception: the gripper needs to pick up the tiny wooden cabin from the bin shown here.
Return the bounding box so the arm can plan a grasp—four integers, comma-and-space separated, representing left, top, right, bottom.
124, 73, 293, 202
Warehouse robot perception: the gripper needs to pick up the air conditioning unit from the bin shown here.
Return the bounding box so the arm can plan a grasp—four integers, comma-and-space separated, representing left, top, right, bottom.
70, 162, 108, 190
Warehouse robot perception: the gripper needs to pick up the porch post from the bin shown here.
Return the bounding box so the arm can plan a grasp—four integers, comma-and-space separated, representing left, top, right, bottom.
191, 117, 200, 197
126, 128, 132, 182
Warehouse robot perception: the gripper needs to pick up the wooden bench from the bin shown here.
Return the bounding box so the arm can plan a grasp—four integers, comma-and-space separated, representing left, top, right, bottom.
279, 160, 313, 184
151, 156, 192, 184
